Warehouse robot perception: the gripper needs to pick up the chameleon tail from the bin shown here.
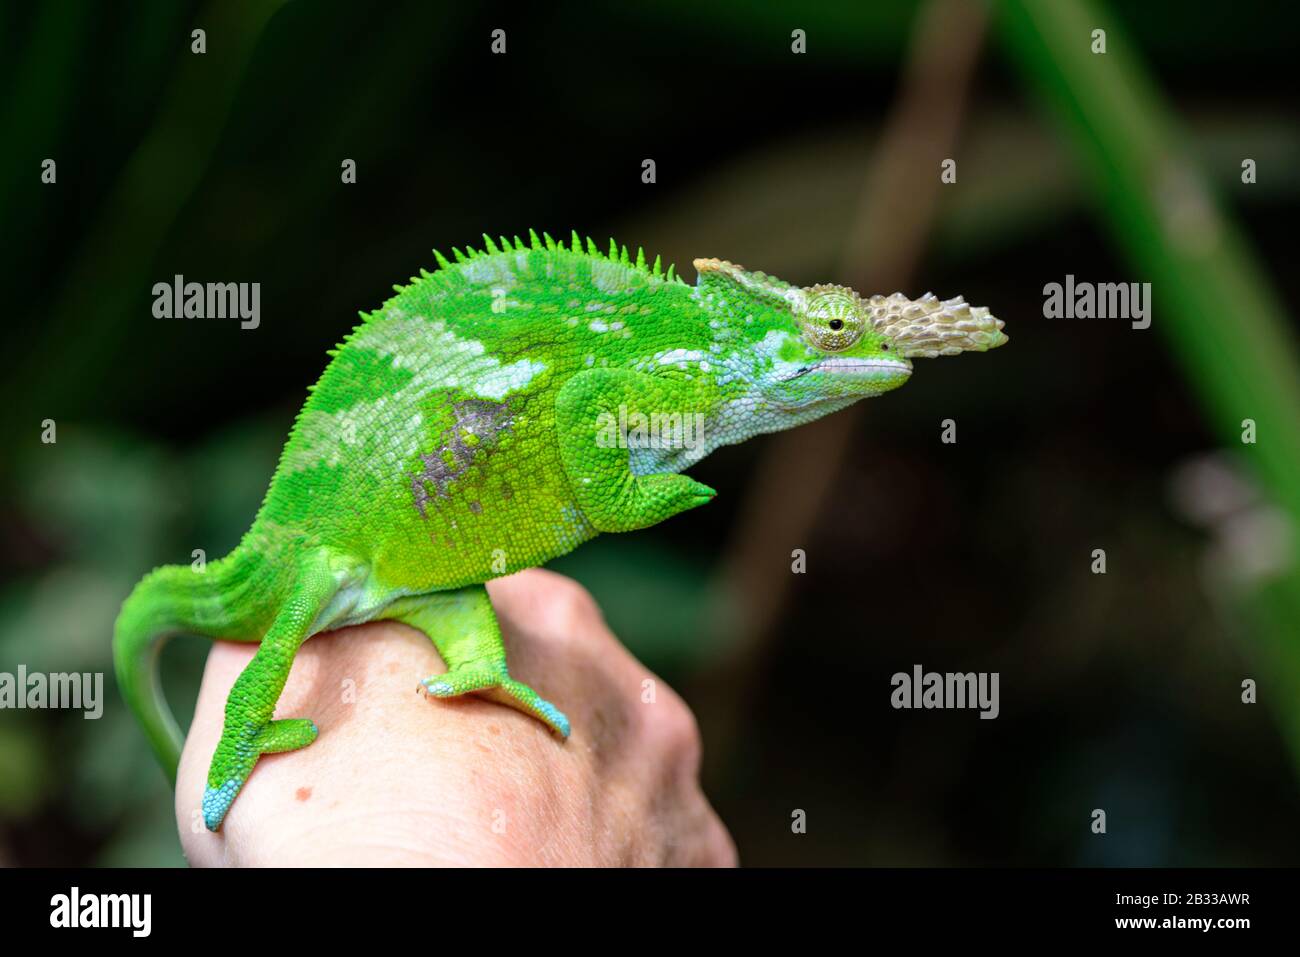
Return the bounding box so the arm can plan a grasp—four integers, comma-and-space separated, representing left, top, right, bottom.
113, 551, 263, 783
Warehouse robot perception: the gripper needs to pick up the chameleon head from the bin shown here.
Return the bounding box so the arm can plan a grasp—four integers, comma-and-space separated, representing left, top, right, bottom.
783, 283, 1009, 400
693, 258, 1008, 413
780, 284, 916, 403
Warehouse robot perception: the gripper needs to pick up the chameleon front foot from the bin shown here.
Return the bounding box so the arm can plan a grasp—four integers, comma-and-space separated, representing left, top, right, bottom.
422, 668, 571, 739
203, 717, 318, 831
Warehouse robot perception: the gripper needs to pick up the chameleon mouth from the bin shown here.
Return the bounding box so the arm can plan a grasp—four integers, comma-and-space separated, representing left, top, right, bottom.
776, 356, 913, 384
808, 356, 912, 378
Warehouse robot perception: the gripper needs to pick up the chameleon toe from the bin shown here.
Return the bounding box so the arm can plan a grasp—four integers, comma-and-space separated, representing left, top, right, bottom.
532, 698, 571, 738
201, 779, 240, 832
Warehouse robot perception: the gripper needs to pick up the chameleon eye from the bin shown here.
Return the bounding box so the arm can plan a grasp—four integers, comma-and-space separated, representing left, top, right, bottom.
880, 342, 890, 350
799, 285, 865, 352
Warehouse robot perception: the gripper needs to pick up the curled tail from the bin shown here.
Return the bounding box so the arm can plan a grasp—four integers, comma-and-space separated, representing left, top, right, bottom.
113, 552, 263, 782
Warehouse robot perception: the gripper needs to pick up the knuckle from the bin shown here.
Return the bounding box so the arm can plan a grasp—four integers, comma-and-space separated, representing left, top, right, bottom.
645, 690, 703, 775
703, 818, 739, 867
541, 576, 603, 636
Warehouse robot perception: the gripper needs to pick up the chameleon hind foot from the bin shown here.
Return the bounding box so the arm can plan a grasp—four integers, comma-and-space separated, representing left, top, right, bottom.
202, 717, 318, 831
422, 668, 571, 738
385, 587, 571, 739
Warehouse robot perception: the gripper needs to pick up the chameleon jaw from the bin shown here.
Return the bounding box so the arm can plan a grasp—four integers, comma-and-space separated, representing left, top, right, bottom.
779, 355, 913, 383
812, 356, 913, 376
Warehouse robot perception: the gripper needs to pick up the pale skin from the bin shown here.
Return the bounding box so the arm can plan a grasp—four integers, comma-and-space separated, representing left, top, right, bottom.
177, 569, 737, 866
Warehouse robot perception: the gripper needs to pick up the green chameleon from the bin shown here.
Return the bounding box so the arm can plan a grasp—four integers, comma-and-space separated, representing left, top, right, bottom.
114, 230, 1007, 831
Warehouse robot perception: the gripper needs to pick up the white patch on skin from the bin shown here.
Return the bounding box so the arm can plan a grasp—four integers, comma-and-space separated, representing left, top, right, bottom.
283, 315, 544, 475
591, 259, 644, 294
589, 319, 609, 333
312, 573, 423, 633
463, 257, 518, 287
360, 317, 544, 397
473, 360, 546, 398
657, 349, 707, 366
751, 328, 794, 360
712, 329, 796, 387
552, 504, 595, 549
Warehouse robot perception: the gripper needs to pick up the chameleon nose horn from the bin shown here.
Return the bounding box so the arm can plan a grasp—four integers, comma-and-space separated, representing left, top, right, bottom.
864, 293, 1007, 359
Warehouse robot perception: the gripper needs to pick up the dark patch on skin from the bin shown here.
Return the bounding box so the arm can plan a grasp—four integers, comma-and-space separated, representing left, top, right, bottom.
410, 399, 513, 517
296, 787, 312, 802
468, 500, 483, 514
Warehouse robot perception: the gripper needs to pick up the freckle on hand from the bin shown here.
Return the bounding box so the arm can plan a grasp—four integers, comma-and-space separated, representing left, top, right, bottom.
296, 787, 313, 802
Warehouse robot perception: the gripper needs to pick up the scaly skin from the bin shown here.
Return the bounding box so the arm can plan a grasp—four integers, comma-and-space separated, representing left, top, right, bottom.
113, 229, 1008, 830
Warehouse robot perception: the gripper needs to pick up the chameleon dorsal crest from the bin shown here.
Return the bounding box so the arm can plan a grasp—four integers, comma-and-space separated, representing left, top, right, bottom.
693, 258, 805, 312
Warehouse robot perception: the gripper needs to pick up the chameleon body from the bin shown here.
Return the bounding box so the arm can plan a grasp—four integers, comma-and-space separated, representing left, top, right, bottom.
113, 230, 1007, 830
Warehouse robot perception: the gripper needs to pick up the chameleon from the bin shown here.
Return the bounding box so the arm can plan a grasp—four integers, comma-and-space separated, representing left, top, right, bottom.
113, 230, 1007, 831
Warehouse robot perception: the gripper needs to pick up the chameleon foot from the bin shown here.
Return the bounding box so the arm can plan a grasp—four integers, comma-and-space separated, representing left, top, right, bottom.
422, 668, 570, 738
387, 589, 572, 739
203, 717, 318, 831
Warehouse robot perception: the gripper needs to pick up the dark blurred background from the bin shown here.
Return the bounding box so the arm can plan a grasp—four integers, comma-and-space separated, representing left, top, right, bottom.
2, 0, 1298, 866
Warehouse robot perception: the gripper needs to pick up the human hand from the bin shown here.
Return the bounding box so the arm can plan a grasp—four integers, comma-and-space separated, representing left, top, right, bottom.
177, 568, 736, 866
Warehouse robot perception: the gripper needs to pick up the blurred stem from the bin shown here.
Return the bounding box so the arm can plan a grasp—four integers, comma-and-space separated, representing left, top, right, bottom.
996, 0, 1300, 763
